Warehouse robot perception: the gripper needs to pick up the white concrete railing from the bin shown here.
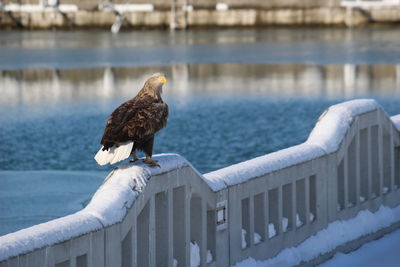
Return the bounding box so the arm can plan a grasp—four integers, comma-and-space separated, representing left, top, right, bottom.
1, 99, 400, 267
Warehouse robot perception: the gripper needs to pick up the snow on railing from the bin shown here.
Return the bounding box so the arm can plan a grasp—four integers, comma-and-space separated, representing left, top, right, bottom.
0, 99, 400, 267
203, 99, 379, 191
0, 154, 189, 263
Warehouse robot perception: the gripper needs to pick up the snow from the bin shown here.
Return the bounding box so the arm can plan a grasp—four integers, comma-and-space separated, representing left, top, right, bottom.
319, 228, 400, 267
0, 213, 102, 263
190, 242, 200, 267
243, 229, 263, 247
254, 232, 262, 245
309, 212, 315, 222
391, 114, 400, 131
190, 242, 213, 265
268, 223, 276, 238
296, 214, 303, 228
383, 187, 389, 194
207, 250, 213, 263
233, 205, 400, 267
203, 144, 325, 191
83, 153, 189, 226
282, 217, 289, 232
203, 99, 380, 191
0, 99, 396, 263
242, 229, 248, 249
0, 153, 189, 261
307, 99, 379, 154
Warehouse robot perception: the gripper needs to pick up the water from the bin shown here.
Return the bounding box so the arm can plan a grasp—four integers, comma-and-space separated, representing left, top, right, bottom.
1, 27, 400, 70
1, 28, 400, 236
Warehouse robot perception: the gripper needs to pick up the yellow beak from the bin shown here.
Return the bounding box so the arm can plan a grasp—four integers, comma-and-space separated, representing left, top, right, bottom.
160, 76, 167, 84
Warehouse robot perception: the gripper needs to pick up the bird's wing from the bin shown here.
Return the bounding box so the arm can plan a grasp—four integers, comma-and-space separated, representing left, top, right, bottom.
123, 100, 168, 140
100, 99, 136, 146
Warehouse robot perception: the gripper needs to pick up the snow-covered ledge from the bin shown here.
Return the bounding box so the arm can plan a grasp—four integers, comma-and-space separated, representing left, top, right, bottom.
0, 154, 189, 262
203, 99, 380, 191
1, 99, 400, 267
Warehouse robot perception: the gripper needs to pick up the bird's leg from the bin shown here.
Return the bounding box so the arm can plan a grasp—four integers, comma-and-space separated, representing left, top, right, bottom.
129, 151, 139, 163
144, 154, 160, 167
142, 136, 159, 167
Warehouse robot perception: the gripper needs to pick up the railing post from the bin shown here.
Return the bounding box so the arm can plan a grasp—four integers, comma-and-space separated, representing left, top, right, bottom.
378, 113, 384, 195
344, 153, 349, 208
105, 224, 121, 267
305, 178, 310, 225
90, 230, 105, 267
200, 199, 207, 267
278, 186, 283, 235
168, 188, 174, 267
149, 196, 156, 267
228, 186, 241, 263
291, 181, 296, 230
172, 186, 189, 267
264, 190, 269, 241
390, 125, 395, 191
356, 124, 361, 205
132, 214, 137, 267
368, 127, 373, 198
249, 196, 254, 247
185, 187, 191, 267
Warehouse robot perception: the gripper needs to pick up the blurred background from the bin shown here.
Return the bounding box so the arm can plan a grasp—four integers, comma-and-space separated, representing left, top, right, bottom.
1, 0, 400, 236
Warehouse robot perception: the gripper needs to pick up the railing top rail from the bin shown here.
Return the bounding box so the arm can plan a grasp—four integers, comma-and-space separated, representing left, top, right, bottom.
203, 99, 380, 191
0, 153, 189, 261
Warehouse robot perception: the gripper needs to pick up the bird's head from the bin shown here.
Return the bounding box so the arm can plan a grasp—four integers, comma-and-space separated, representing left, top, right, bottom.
144, 73, 167, 97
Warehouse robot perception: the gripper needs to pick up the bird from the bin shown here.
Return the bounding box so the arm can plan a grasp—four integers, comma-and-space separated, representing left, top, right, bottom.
94, 73, 168, 167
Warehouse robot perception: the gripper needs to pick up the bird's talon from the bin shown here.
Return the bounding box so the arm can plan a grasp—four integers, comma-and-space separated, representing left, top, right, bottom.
130, 158, 139, 163
144, 159, 160, 167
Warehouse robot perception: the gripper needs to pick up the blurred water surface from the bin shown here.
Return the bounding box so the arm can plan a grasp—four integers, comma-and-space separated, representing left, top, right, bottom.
1, 27, 400, 69
1, 28, 400, 235
1, 63, 400, 173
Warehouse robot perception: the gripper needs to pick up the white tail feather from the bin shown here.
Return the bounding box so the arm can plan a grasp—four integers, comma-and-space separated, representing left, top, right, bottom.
94, 141, 134, 166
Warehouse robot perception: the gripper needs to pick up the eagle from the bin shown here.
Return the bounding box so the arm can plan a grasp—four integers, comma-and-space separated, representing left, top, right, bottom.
94, 73, 168, 167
